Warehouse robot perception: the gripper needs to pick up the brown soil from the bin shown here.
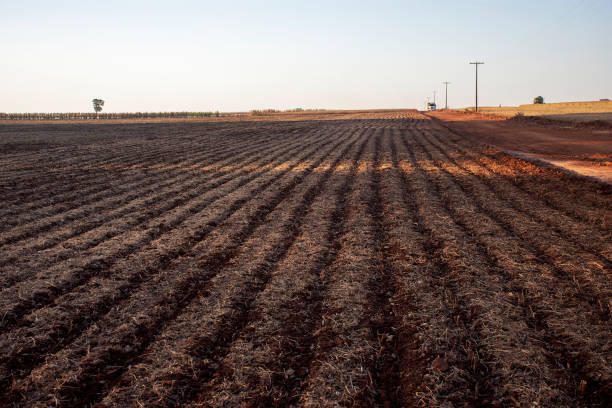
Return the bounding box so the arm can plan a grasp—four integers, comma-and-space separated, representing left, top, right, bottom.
0, 110, 610, 407
428, 110, 612, 184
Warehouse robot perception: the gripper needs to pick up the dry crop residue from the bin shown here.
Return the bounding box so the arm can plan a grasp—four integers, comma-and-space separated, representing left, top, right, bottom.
0, 112, 610, 407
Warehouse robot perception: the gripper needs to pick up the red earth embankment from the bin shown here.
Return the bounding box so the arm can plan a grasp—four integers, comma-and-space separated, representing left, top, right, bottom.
428, 110, 612, 184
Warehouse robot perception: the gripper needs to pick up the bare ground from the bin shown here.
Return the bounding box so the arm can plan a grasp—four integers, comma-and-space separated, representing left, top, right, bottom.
428, 110, 612, 184
0, 110, 610, 407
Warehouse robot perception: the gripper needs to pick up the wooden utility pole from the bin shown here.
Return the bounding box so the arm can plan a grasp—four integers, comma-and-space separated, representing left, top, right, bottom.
469, 62, 484, 111
442, 82, 450, 109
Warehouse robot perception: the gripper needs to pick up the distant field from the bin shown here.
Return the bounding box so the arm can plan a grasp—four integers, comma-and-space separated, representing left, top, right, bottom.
468, 100, 612, 123
0, 109, 416, 124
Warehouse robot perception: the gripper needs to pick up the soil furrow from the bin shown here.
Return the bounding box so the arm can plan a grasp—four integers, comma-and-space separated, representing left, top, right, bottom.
3, 130, 331, 347
298, 129, 385, 406
403, 126, 602, 406
412, 129, 612, 320
1, 112, 607, 407
0, 122, 298, 209
409, 128, 611, 404
0, 132, 278, 240
383, 131, 447, 406
0, 133, 330, 331
429, 118, 611, 230
421, 127, 611, 260
363, 128, 402, 407
395, 130, 499, 406
99, 129, 366, 408
0, 134, 222, 215
0, 140, 234, 231
185, 127, 369, 408
0, 140, 166, 203
0, 130, 318, 276
0, 122, 304, 218
3, 128, 351, 407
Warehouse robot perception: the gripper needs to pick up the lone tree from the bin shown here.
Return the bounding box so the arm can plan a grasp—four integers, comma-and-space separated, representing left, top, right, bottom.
533, 96, 544, 104
92, 99, 105, 116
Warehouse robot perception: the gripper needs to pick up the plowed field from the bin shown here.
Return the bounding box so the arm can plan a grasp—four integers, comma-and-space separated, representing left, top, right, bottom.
1, 111, 610, 407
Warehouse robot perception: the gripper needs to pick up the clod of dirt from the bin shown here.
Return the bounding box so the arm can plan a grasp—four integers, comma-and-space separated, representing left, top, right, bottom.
431, 357, 449, 372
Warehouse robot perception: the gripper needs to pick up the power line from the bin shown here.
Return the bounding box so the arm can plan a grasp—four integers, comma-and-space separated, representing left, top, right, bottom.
469, 62, 484, 112
442, 82, 450, 110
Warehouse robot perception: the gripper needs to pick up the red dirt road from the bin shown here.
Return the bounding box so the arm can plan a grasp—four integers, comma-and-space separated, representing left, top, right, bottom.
429, 110, 612, 184
0, 112, 610, 407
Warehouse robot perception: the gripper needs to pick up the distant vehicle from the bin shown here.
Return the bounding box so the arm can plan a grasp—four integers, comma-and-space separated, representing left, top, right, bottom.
427, 102, 437, 111
533, 96, 544, 104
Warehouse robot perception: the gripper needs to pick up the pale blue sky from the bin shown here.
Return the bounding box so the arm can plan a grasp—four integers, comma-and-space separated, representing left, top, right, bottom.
1, 0, 611, 112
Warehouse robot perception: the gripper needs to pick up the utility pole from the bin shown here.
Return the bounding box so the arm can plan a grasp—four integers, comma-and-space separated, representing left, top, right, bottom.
469, 61, 484, 111
442, 81, 450, 109
433, 91, 436, 104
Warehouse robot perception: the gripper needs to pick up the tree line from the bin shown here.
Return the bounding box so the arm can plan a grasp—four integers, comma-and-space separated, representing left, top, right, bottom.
0, 111, 222, 120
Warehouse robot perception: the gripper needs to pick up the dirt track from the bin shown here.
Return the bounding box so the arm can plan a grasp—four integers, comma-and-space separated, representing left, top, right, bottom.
429, 110, 612, 184
0, 112, 611, 407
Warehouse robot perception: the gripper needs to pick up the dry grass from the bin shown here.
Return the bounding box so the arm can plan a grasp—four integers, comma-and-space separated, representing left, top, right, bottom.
468, 100, 612, 118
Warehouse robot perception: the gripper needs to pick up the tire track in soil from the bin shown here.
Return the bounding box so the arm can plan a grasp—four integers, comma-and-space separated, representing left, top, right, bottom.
0, 131, 331, 330
0, 131, 342, 394
0, 129, 319, 280
409, 128, 611, 405
3, 128, 352, 407
101, 129, 366, 408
